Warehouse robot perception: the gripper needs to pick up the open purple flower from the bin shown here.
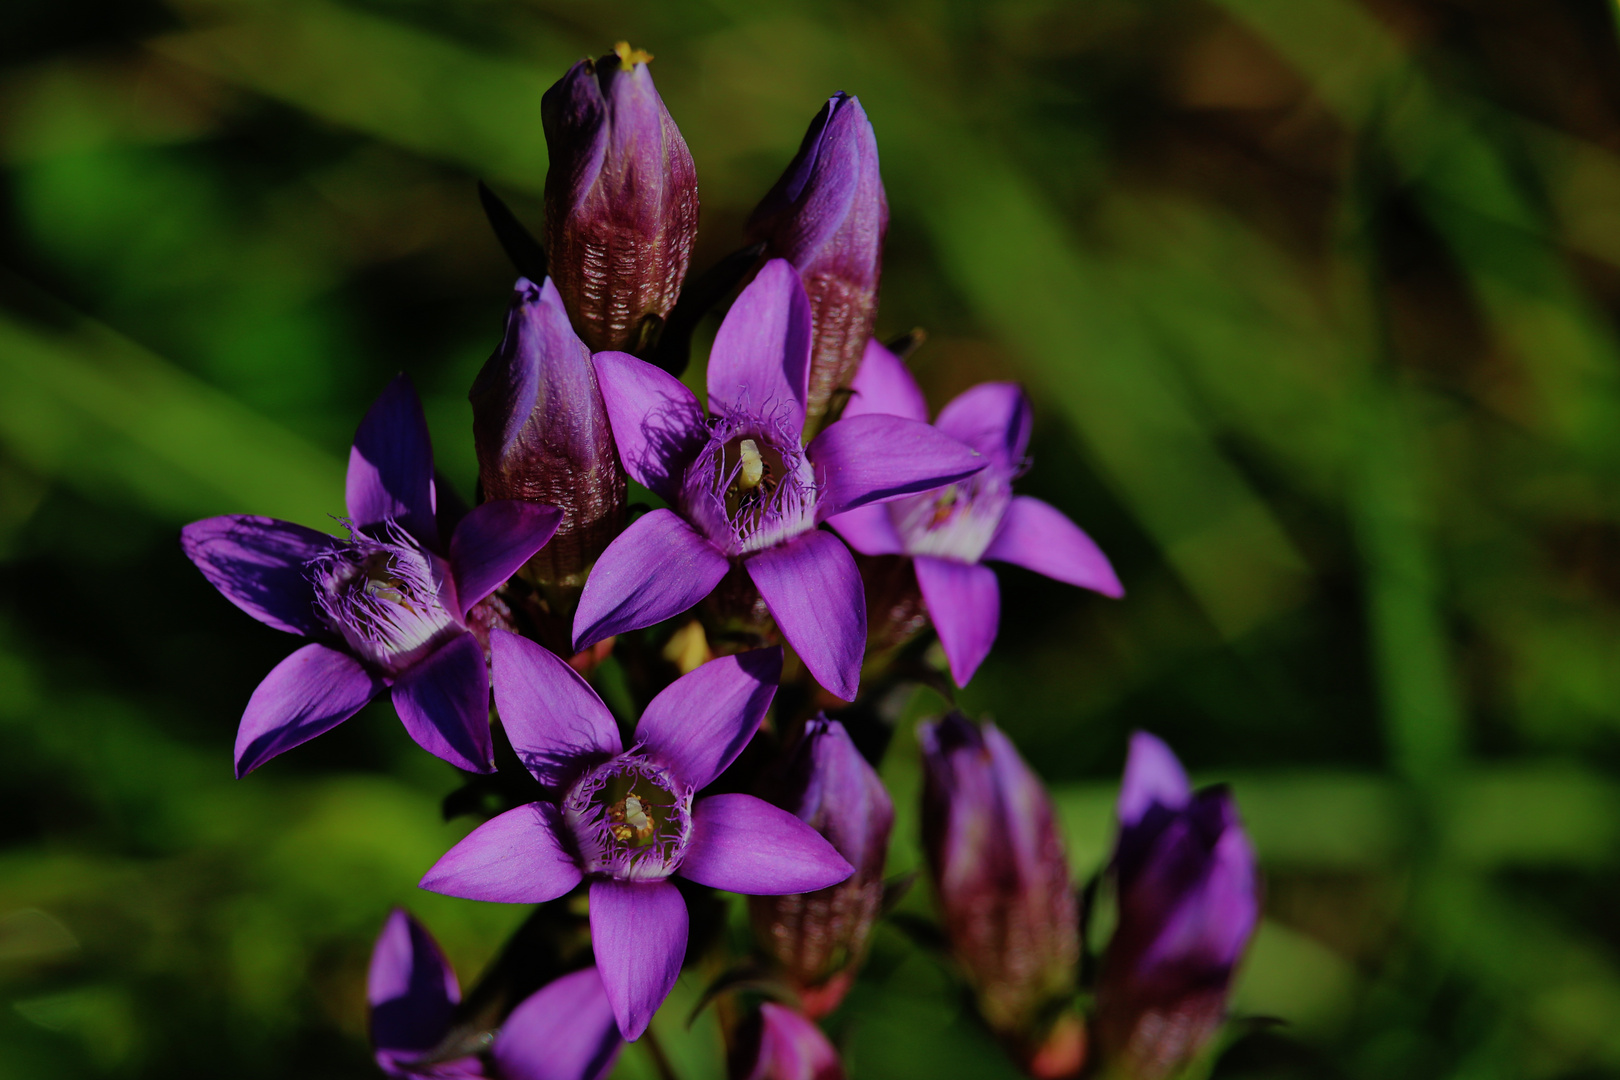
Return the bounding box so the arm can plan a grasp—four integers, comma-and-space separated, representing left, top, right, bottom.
827, 340, 1123, 687
419, 632, 853, 1041
369, 908, 622, 1080
576, 259, 985, 699
181, 376, 561, 775
1094, 733, 1259, 1080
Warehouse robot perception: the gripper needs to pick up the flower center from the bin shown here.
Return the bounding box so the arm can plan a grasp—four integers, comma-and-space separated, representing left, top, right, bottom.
890, 469, 1012, 563
680, 419, 817, 557
563, 754, 692, 881
308, 521, 459, 673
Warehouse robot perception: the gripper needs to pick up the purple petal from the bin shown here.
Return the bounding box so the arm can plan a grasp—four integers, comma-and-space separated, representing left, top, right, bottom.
680, 793, 854, 894
181, 515, 333, 636
590, 878, 688, 1041
419, 801, 582, 903
983, 496, 1123, 597
934, 382, 1032, 468
1137, 799, 1259, 974
368, 909, 459, 1072
745, 531, 864, 701
573, 508, 731, 649
823, 503, 903, 556
449, 499, 563, 615
842, 337, 928, 423
747, 1003, 845, 1080
494, 967, 623, 1080
593, 350, 707, 502
706, 258, 812, 431
914, 556, 1001, 688
391, 632, 494, 773
809, 414, 985, 520
1118, 731, 1192, 828
347, 374, 439, 545
235, 643, 384, 776
637, 648, 782, 791
492, 630, 621, 788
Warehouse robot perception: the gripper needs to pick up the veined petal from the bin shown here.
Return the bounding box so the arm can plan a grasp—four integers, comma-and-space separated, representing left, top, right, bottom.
348, 374, 439, 545
391, 632, 494, 773
590, 878, 688, 1041
494, 967, 623, 1080
419, 802, 582, 903
492, 630, 621, 788
181, 515, 333, 636
914, 556, 1000, 688
592, 350, 706, 502
680, 793, 854, 894
368, 909, 459, 1073
842, 337, 928, 423
984, 495, 1122, 597
935, 381, 1032, 467
235, 643, 384, 776
823, 503, 903, 556
745, 531, 865, 701
707, 258, 811, 431
449, 500, 563, 615
573, 509, 730, 649
809, 414, 985, 520
637, 648, 782, 791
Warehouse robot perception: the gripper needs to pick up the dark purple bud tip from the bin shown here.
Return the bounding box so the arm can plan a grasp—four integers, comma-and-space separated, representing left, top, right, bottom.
1094, 732, 1260, 1080
749, 717, 894, 1014
471, 276, 627, 583
747, 93, 887, 430
918, 713, 1080, 1048
729, 1002, 845, 1080
542, 44, 699, 355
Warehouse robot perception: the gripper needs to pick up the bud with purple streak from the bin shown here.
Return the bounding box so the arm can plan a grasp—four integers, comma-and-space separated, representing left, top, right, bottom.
542, 43, 699, 355
1093, 732, 1260, 1080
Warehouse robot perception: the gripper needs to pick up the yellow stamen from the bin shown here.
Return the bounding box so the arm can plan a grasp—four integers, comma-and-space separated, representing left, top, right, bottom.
614, 41, 654, 66
738, 439, 765, 490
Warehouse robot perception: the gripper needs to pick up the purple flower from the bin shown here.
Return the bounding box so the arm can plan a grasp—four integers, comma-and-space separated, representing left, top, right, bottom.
828, 341, 1123, 687
919, 713, 1079, 1070
1093, 733, 1259, 1080
181, 377, 561, 775
470, 277, 628, 583
746, 93, 887, 430
542, 43, 699, 355
730, 1002, 845, 1080
419, 633, 853, 1041
368, 908, 622, 1080
750, 716, 892, 1016
575, 259, 985, 700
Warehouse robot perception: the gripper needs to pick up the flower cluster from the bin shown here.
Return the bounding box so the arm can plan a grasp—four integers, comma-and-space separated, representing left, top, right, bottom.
182, 42, 1260, 1080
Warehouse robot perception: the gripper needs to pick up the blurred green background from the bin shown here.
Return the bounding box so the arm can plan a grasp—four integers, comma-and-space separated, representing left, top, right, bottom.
4, 0, 1620, 1077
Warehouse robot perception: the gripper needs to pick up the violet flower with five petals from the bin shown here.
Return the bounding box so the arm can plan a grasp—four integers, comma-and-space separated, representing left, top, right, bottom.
369, 908, 622, 1080
576, 259, 985, 699
828, 340, 1123, 686
419, 632, 853, 1041
181, 376, 561, 775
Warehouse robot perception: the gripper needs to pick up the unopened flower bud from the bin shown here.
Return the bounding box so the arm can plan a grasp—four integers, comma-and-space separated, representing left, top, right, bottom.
470, 277, 627, 584
1094, 733, 1259, 1080
542, 43, 699, 354
750, 717, 893, 1016
919, 712, 1080, 1074
746, 93, 887, 431
729, 1002, 845, 1080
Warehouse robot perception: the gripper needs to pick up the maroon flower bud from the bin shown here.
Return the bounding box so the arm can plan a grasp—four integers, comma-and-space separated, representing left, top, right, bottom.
729, 1002, 845, 1080
750, 717, 894, 1016
746, 93, 887, 431
469, 277, 626, 583
1093, 733, 1259, 1080
919, 713, 1081, 1075
542, 43, 699, 354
